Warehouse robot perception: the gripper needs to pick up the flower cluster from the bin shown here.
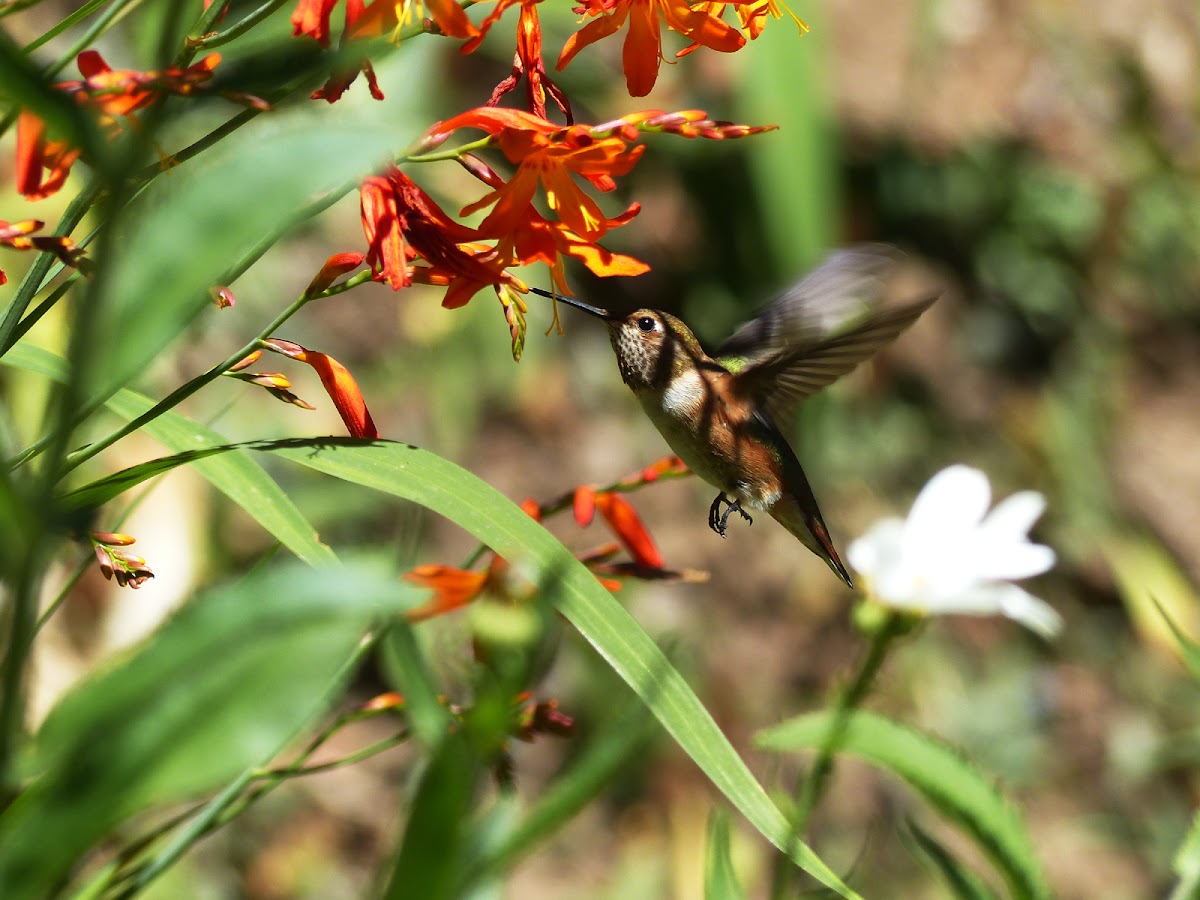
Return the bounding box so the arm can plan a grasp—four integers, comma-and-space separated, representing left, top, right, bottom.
0, 219, 87, 287
13, 50, 265, 202
90, 531, 155, 589
402, 455, 699, 623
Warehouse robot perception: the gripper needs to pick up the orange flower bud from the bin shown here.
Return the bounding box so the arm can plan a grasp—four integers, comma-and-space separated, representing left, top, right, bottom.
594, 492, 664, 570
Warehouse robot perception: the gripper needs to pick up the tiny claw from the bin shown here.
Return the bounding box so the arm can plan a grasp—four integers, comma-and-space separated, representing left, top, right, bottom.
709, 493, 752, 538
708, 494, 727, 538
718, 497, 752, 534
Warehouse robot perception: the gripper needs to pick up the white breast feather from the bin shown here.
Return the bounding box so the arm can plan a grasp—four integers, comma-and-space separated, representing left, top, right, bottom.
660, 368, 704, 417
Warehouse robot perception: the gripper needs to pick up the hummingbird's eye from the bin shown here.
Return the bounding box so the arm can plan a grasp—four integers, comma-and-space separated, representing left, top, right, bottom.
636, 316, 656, 333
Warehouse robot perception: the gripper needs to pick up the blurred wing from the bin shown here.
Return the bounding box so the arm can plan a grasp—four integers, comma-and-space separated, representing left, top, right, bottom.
728, 297, 936, 422
715, 244, 901, 364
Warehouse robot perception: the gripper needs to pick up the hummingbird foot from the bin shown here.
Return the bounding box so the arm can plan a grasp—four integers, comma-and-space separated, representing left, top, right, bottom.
708, 493, 753, 538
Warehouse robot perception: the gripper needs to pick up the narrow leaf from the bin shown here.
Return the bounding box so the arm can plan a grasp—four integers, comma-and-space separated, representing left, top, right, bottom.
757, 710, 1049, 900
705, 807, 747, 900
40, 437, 861, 896
904, 819, 1000, 900
383, 731, 480, 900
266, 439, 862, 898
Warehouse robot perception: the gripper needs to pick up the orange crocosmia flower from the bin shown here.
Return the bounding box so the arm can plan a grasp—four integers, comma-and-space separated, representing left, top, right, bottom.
304, 251, 366, 297
360, 167, 517, 305
462, 0, 570, 121
0, 216, 86, 270
15, 51, 240, 201
436, 108, 644, 241
558, 0, 749, 98
573, 486, 597, 526
291, 0, 342, 45
262, 339, 378, 438
404, 563, 489, 622
493, 208, 648, 294
295, 1, 477, 101
681, 0, 805, 53
409, 0, 479, 38
14, 112, 82, 201
593, 492, 664, 570
58, 50, 223, 118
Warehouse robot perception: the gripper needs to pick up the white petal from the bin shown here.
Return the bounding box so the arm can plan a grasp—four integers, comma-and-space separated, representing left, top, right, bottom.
922, 583, 1010, 616
917, 583, 1062, 637
847, 518, 904, 577
905, 465, 990, 547
994, 584, 1063, 638
970, 541, 1056, 581
980, 490, 1046, 541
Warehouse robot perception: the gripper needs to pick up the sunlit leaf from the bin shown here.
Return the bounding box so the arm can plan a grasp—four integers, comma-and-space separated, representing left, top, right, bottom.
60, 437, 860, 896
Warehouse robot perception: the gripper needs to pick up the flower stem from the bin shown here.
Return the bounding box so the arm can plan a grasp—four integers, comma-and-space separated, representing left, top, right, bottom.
769, 611, 903, 900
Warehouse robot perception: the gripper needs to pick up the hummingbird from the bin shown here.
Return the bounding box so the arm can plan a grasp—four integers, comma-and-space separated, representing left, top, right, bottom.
539, 246, 935, 587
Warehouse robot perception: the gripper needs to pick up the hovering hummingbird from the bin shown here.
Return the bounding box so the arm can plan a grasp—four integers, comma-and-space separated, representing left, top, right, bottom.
538, 246, 935, 587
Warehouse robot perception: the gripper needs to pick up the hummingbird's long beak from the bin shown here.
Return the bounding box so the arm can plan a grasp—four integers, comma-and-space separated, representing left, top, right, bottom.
528, 286, 612, 319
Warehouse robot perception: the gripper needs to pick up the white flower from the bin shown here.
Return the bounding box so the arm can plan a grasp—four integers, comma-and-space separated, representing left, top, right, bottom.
847, 465, 1061, 638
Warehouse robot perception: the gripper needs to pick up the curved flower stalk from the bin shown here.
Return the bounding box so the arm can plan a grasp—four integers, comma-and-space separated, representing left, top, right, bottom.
848, 464, 1061, 638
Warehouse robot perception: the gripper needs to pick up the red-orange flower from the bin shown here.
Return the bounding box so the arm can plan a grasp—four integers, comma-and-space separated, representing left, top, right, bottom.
14, 112, 82, 201
293, 0, 479, 101
54, 50, 224, 117
462, 0, 570, 121
404, 563, 490, 621
495, 208, 648, 294
682, 0, 806, 51
558, 0, 750, 97
593, 491, 664, 570
435, 107, 644, 241
360, 166, 518, 307
90, 531, 154, 589
262, 339, 379, 438
303, 251, 366, 297
14, 51, 254, 200
0, 217, 87, 274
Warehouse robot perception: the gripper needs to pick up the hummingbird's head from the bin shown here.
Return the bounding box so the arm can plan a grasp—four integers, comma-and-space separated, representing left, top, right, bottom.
607, 309, 682, 389
546, 292, 702, 390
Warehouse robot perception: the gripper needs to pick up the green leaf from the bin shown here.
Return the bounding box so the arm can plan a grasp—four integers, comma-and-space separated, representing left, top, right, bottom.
705, 808, 747, 900
383, 730, 481, 900
39, 437, 861, 896
264, 439, 861, 898
1170, 812, 1200, 900
381, 621, 454, 749
88, 106, 414, 408
1154, 598, 1200, 683
0, 560, 421, 900
757, 710, 1049, 900
903, 819, 1000, 900
3, 342, 335, 566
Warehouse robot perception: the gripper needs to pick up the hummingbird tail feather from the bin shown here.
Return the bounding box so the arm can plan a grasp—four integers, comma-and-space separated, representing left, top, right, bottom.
803, 515, 854, 588
772, 497, 854, 588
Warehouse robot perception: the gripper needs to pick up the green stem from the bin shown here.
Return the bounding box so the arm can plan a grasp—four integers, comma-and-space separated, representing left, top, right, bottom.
769, 611, 903, 900
189, 0, 291, 49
